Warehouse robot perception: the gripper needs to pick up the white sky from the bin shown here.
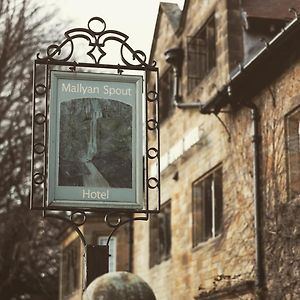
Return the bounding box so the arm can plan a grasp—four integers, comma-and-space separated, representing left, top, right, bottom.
46, 0, 184, 61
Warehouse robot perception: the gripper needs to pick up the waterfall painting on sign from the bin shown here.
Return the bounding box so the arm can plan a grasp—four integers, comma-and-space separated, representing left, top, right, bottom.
48, 71, 143, 209
58, 98, 132, 189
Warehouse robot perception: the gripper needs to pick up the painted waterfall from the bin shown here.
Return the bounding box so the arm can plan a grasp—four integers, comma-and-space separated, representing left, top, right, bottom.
58, 98, 132, 188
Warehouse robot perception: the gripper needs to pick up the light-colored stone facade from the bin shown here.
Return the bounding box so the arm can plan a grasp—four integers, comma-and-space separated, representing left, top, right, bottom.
133, 0, 300, 299
59, 216, 131, 300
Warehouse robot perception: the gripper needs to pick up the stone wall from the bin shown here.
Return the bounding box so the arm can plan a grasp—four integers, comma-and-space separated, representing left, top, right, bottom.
133, 1, 256, 299
134, 0, 300, 299
59, 218, 131, 300
255, 60, 300, 299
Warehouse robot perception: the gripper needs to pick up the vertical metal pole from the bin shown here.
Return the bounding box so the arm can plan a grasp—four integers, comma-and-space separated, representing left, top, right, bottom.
250, 105, 265, 299
43, 63, 49, 216
30, 61, 37, 210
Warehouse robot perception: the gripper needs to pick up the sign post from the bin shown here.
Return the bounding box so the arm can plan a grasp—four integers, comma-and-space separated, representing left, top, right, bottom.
30, 16, 160, 290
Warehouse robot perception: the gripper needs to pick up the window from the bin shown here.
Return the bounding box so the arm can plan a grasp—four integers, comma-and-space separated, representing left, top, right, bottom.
98, 236, 117, 272
286, 106, 300, 199
159, 67, 174, 123
149, 201, 171, 267
61, 238, 81, 297
192, 166, 223, 246
187, 15, 216, 93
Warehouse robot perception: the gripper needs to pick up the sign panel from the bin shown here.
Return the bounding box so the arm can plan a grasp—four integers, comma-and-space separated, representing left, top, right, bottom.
48, 71, 143, 209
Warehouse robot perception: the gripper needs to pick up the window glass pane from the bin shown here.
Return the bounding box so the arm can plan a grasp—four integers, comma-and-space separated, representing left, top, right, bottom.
207, 16, 216, 70
98, 236, 117, 272
214, 168, 223, 235
149, 213, 160, 267
192, 165, 223, 246
62, 238, 81, 297
192, 180, 204, 246
204, 176, 213, 240
187, 14, 216, 94
160, 201, 171, 260
149, 200, 171, 267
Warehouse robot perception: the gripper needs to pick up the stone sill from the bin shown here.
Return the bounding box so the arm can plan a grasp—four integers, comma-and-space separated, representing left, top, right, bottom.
194, 280, 255, 300
191, 233, 222, 253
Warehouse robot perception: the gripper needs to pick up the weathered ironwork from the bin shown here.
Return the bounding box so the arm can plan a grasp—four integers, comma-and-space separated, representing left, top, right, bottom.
30, 17, 160, 273
36, 17, 157, 70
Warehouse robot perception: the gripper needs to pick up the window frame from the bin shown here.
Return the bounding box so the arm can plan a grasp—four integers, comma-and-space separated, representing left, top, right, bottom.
98, 236, 117, 272
149, 200, 172, 268
61, 238, 81, 298
192, 165, 223, 247
187, 14, 216, 94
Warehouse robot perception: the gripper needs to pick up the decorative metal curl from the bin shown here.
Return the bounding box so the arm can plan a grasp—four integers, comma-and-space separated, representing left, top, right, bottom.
44, 212, 87, 247
70, 211, 87, 226
31, 16, 160, 257
104, 212, 148, 245
37, 17, 156, 68
33, 172, 45, 185
147, 90, 158, 102
104, 212, 123, 228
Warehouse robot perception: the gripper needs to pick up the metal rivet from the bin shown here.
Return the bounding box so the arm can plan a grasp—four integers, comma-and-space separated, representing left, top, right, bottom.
148, 177, 159, 189
148, 147, 158, 159
35, 84, 47, 96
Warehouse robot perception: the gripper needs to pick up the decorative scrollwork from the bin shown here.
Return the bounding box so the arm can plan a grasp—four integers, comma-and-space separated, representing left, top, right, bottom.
70, 211, 87, 226
44, 213, 87, 247
104, 212, 149, 246
104, 212, 123, 228
37, 17, 156, 68
30, 16, 161, 262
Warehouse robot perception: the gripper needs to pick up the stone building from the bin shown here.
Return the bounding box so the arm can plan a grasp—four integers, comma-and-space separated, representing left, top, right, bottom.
59, 215, 132, 300
133, 0, 300, 299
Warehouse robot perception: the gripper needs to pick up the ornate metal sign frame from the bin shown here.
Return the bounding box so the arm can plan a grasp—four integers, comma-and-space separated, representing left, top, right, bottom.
48, 71, 144, 210
30, 17, 160, 246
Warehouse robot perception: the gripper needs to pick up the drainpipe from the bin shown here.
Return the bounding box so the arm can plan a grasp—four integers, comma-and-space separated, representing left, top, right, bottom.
164, 47, 231, 112
165, 48, 203, 110
246, 103, 265, 299
164, 46, 265, 297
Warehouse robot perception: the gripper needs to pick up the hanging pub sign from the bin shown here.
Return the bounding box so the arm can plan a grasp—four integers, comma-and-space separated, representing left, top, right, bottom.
48, 71, 143, 209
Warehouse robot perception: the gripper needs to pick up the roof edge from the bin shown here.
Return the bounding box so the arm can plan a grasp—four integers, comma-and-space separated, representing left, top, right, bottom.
201, 14, 300, 114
